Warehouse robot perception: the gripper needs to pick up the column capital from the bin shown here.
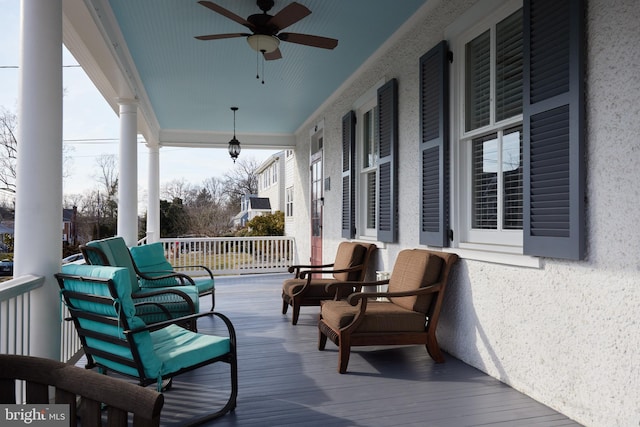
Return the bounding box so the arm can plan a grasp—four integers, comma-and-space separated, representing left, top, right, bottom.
117, 97, 138, 106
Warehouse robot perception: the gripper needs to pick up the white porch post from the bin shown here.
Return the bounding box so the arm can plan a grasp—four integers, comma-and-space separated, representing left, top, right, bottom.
146, 142, 161, 243
15, 0, 63, 360
117, 100, 138, 246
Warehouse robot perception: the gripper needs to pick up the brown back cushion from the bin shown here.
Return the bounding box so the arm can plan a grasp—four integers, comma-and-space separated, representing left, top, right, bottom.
388, 250, 444, 313
332, 242, 366, 281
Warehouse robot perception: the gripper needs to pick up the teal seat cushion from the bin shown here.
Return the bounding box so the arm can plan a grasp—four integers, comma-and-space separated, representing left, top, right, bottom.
192, 277, 215, 294
150, 324, 230, 378
134, 285, 200, 314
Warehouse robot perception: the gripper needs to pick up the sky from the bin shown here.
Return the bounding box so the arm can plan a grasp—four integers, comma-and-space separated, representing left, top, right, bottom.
0, 0, 278, 206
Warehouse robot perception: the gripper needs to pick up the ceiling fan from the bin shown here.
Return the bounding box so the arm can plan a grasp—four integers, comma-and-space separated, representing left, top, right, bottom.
195, 0, 338, 61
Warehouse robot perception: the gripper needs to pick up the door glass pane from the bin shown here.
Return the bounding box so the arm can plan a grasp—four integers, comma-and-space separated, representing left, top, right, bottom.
496, 9, 523, 122
472, 133, 498, 229
465, 30, 491, 131
502, 126, 523, 229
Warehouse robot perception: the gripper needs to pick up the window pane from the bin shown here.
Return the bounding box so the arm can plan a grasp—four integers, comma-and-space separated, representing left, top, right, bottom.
472, 134, 498, 229
496, 9, 523, 122
465, 30, 491, 131
362, 109, 378, 168
366, 171, 376, 229
503, 126, 523, 229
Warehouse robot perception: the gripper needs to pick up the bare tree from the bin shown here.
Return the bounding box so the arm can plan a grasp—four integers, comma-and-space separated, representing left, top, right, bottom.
161, 178, 198, 204
222, 157, 259, 208
0, 108, 17, 193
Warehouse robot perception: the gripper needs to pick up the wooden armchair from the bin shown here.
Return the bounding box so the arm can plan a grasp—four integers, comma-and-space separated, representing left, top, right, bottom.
282, 242, 377, 325
0, 354, 164, 426
318, 249, 458, 373
55, 264, 237, 425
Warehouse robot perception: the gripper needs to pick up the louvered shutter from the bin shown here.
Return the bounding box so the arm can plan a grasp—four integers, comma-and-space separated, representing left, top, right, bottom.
419, 41, 450, 247
523, 0, 585, 259
341, 111, 356, 239
377, 79, 398, 243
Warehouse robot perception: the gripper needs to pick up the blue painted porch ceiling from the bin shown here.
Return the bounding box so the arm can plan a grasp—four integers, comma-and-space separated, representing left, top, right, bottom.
108, 0, 425, 134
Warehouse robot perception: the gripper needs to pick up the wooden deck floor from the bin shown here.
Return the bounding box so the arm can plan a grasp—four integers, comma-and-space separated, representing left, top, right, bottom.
114, 273, 582, 426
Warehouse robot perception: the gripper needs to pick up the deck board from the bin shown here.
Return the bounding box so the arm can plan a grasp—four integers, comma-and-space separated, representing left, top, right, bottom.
86, 273, 582, 426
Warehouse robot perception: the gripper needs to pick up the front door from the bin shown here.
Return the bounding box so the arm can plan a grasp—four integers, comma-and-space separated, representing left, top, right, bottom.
310, 151, 323, 265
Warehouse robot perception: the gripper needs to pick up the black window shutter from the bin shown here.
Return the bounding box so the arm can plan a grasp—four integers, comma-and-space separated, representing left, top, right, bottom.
377, 79, 398, 243
523, 0, 585, 259
419, 41, 450, 247
341, 110, 356, 239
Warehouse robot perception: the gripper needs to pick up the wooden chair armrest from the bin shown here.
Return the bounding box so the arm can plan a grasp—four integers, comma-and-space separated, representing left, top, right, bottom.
288, 263, 335, 277
299, 265, 363, 280
346, 282, 442, 305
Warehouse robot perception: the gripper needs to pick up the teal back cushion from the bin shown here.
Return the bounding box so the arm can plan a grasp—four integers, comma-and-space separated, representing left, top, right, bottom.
87, 237, 139, 292
130, 243, 180, 288
59, 263, 162, 378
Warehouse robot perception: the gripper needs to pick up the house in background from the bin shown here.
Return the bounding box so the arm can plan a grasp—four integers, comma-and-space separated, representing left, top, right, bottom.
62, 207, 77, 246
256, 151, 285, 213
232, 194, 272, 228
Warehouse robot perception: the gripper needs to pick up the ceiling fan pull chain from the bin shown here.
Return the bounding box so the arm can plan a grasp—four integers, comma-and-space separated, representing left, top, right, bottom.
256, 49, 260, 80
261, 50, 266, 84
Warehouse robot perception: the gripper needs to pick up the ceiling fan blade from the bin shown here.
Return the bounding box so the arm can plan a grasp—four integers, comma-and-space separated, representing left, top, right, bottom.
278, 33, 338, 49
197, 1, 256, 31
195, 33, 249, 41
263, 48, 282, 61
267, 2, 311, 31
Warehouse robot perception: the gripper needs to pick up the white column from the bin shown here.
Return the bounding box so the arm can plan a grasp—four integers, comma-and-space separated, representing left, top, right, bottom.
117, 100, 138, 246
146, 142, 161, 243
15, 0, 63, 360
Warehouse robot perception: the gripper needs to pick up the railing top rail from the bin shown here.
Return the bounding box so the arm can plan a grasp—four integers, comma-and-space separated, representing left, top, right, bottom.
158, 236, 294, 242
0, 275, 45, 302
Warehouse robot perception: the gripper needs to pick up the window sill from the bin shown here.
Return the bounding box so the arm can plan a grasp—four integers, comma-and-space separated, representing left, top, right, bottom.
452, 243, 541, 268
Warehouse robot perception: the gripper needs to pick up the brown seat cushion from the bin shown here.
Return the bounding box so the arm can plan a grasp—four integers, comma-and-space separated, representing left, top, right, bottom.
332, 242, 367, 281
388, 249, 443, 313
320, 300, 426, 332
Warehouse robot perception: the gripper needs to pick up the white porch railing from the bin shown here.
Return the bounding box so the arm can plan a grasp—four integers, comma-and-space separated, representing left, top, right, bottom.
157, 236, 296, 275
0, 275, 72, 403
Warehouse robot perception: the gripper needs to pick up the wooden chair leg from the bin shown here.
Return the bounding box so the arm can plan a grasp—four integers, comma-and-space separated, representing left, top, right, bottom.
291, 304, 300, 325
282, 299, 289, 314
426, 333, 445, 363
318, 328, 327, 350
338, 335, 351, 374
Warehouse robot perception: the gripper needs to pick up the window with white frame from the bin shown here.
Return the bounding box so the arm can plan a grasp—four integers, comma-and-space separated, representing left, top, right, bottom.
285, 186, 293, 217
357, 97, 378, 238
455, 2, 523, 249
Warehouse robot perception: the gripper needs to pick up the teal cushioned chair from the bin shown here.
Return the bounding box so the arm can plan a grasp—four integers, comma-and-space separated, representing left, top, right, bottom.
56, 264, 237, 425
80, 237, 202, 324
130, 242, 215, 309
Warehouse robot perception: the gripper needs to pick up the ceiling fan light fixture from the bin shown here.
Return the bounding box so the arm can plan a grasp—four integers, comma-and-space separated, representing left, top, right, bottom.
246, 34, 279, 53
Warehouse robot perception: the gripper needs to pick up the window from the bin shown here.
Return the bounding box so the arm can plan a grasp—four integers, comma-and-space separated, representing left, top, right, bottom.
342, 79, 398, 242
358, 100, 378, 237
457, 4, 524, 249
423, 0, 586, 260
285, 186, 293, 217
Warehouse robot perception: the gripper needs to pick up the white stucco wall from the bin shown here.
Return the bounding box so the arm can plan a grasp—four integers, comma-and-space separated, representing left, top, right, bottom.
290, 0, 640, 425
